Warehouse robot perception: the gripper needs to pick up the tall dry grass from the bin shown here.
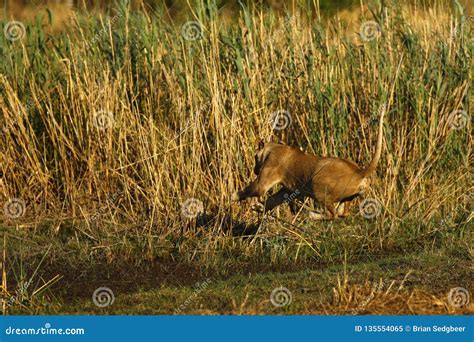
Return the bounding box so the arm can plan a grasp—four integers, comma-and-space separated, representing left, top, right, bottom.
0, 1, 472, 263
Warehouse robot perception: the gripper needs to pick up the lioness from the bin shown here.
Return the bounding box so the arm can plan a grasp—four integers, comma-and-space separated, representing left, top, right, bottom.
232, 108, 385, 219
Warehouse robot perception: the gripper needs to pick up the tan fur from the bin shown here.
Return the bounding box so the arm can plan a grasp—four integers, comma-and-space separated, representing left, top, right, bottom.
232, 109, 385, 219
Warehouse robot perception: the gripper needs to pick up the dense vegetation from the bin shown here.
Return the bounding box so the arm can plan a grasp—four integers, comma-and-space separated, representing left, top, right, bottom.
0, 0, 472, 314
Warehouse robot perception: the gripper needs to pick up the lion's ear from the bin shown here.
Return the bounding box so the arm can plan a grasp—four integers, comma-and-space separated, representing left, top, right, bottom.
257, 138, 265, 150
